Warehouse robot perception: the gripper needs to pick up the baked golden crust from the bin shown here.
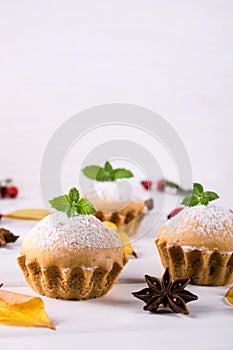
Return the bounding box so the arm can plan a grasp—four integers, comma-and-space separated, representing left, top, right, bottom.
156, 241, 233, 286
17, 213, 128, 299
155, 205, 233, 286
17, 252, 127, 300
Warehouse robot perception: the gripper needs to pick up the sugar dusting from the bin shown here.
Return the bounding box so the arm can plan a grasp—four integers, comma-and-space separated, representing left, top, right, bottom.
85, 179, 148, 203
28, 212, 123, 250
166, 205, 233, 238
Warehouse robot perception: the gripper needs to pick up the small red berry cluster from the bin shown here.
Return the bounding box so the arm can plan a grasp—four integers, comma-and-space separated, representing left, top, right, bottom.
0, 179, 19, 199
141, 179, 193, 194
141, 179, 169, 192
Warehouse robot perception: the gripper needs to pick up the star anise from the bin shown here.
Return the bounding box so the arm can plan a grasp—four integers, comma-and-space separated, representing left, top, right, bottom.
132, 268, 198, 315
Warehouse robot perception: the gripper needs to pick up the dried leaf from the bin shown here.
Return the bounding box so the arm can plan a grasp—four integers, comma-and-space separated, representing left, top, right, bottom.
103, 221, 137, 257
0, 234, 6, 247
0, 289, 55, 329
4, 209, 49, 221
0, 228, 19, 247
225, 286, 233, 306
118, 231, 137, 257
0, 228, 19, 243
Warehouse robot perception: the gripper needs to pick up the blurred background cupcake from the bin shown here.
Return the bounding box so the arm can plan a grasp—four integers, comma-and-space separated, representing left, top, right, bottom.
82, 161, 150, 236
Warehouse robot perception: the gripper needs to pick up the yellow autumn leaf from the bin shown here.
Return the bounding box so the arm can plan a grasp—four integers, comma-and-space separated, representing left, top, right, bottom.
103, 221, 118, 231
0, 289, 55, 329
103, 221, 137, 257
118, 231, 136, 256
4, 209, 49, 221
225, 286, 233, 306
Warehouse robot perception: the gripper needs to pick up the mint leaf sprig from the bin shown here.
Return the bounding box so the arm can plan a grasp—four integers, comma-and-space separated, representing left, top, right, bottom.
49, 187, 96, 217
181, 183, 219, 207
82, 161, 134, 182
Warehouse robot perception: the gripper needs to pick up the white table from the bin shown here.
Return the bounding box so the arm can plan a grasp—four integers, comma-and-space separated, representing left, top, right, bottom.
0, 192, 232, 350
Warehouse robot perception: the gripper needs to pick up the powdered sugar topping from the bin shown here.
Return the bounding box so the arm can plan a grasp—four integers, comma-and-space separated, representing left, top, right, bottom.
28, 212, 123, 249
166, 205, 233, 238
85, 178, 148, 203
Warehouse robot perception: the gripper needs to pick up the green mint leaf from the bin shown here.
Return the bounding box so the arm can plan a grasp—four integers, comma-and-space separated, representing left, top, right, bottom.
200, 196, 209, 206
64, 194, 70, 204
69, 187, 79, 202
65, 206, 76, 218
96, 161, 114, 181
112, 169, 134, 180
49, 187, 96, 217
104, 161, 113, 173
203, 191, 219, 202
83, 161, 134, 182
96, 168, 113, 181
193, 183, 204, 196
82, 165, 102, 180
181, 183, 220, 207
48, 195, 69, 212
75, 198, 96, 214
181, 195, 199, 207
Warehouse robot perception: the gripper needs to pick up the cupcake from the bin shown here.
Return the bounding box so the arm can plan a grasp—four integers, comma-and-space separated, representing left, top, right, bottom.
156, 205, 233, 286
17, 188, 128, 300
82, 161, 148, 236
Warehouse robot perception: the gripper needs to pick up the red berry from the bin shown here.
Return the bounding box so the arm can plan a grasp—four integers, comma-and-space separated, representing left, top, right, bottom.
156, 179, 166, 192
0, 186, 7, 198
7, 186, 19, 198
141, 180, 152, 190
167, 207, 183, 219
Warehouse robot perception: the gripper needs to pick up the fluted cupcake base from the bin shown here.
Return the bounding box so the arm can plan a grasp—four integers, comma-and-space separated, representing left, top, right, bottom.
156, 241, 233, 286
17, 255, 128, 300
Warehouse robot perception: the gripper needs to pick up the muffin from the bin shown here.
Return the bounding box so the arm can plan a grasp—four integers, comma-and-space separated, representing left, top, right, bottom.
85, 179, 148, 236
17, 213, 128, 300
155, 205, 233, 286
